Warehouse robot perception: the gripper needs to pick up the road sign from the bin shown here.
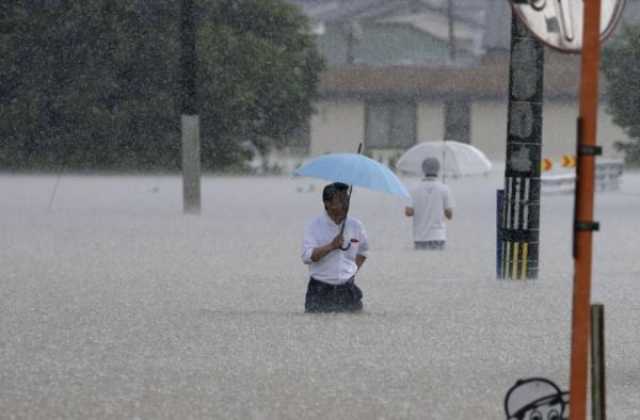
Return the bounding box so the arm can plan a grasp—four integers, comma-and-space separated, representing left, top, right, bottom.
509, 0, 625, 52
541, 158, 553, 171
561, 154, 577, 168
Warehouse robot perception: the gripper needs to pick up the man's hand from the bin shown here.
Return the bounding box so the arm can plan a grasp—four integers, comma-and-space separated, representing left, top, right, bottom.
330, 233, 344, 250
444, 208, 453, 220
355, 254, 366, 270
311, 233, 344, 262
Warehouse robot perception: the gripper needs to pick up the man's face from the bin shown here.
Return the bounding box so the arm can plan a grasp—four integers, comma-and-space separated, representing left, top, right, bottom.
325, 191, 348, 222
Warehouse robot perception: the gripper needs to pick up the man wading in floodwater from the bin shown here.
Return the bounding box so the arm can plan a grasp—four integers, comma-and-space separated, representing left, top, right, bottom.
404, 157, 454, 250
301, 182, 369, 313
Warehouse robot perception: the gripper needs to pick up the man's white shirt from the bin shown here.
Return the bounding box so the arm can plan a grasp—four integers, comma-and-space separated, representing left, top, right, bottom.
409, 178, 455, 242
302, 212, 369, 285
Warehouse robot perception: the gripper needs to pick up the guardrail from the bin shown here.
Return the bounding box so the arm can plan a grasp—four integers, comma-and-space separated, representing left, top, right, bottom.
540, 158, 624, 194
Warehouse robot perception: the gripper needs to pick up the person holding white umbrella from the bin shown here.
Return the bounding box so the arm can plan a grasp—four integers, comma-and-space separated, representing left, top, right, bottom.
404, 157, 455, 250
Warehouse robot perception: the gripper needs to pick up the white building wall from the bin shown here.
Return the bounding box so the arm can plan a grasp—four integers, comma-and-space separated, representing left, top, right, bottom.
308, 98, 626, 166
309, 100, 365, 156
470, 101, 625, 163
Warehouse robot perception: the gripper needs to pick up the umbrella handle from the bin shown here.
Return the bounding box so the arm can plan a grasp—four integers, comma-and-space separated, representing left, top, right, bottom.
338, 142, 361, 252
339, 242, 352, 251
443, 140, 447, 184
338, 197, 352, 251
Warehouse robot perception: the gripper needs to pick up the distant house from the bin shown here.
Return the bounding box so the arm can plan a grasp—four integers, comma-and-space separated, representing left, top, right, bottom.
282, 0, 633, 168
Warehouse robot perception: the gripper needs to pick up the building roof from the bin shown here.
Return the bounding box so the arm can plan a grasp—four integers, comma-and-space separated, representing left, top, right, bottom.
287, 0, 496, 50
292, 0, 638, 100
288, 0, 487, 25
318, 50, 586, 100
379, 11, 481, 45
288, 0, 488, 52
290, 0, 640, 53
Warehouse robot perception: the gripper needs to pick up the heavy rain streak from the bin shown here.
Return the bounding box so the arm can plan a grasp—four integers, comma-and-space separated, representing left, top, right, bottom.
2, 1, 640, 419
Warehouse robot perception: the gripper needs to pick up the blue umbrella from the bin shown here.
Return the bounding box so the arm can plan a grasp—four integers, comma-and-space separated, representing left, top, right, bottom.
293, 153, 410, 199
294, 152, 409, 251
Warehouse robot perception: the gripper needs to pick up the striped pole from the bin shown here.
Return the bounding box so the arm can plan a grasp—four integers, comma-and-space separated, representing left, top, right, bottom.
500, 11, 543, 280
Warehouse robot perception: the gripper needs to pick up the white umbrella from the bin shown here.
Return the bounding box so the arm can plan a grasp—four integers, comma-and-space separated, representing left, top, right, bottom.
395, 140, 492, 179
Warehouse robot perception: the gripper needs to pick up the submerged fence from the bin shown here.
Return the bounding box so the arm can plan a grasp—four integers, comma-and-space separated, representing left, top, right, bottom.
540, 158, 624, 195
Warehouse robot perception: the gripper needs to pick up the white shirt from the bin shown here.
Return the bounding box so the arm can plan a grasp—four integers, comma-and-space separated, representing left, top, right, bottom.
302, 212, 369, 285
408, 178, 455, 242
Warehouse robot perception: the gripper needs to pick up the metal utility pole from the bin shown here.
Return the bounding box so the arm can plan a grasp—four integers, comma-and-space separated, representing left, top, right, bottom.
345, 20, 362, 65
499, 11, 543, 280
570, 1, 603, 418
590, 303, 606, 420
447, 0, 456, 61
180, 0, 201, 214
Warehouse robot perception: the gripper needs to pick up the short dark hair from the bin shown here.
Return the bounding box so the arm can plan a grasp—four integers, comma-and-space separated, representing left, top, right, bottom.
322, 182, 349, 202
422, 157, 440, 176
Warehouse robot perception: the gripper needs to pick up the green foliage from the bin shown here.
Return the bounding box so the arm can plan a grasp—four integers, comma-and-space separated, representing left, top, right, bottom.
198, 0, 324, 167
602, 24, 640, 165
0, 0, 324, 172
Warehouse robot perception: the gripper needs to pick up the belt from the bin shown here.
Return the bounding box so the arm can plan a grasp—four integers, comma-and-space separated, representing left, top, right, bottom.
309, 276, 355, 289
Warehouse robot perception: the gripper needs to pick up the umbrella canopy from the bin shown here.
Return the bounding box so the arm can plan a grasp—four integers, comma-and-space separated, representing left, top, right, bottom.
293, 153, 410, 199
396, 140, 492, 178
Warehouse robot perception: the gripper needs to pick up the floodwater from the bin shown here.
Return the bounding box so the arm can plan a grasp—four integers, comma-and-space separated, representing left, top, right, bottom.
1, 168, 639, 419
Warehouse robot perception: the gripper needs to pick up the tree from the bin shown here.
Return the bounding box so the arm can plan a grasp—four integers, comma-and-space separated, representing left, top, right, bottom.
0, 0, 324, 171
0, 1, 181, 170
197, 0, 325, 169
602, 24, 640, 165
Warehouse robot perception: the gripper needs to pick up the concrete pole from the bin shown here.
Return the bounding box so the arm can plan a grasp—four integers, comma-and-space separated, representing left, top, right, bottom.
499, 12, 543, 279
180, 0, 201, 214
182, 115, 201, 214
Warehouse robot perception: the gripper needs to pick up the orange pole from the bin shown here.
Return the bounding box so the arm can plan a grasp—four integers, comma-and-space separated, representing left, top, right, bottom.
570, 1, 602, 419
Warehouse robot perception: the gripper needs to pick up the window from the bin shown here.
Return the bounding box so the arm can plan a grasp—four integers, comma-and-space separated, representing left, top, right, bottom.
365, 101, 416, 149
444, 98, 471, 143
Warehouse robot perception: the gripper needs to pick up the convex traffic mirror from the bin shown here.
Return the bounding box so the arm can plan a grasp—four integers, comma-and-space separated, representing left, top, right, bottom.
508, 0, 626, 52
